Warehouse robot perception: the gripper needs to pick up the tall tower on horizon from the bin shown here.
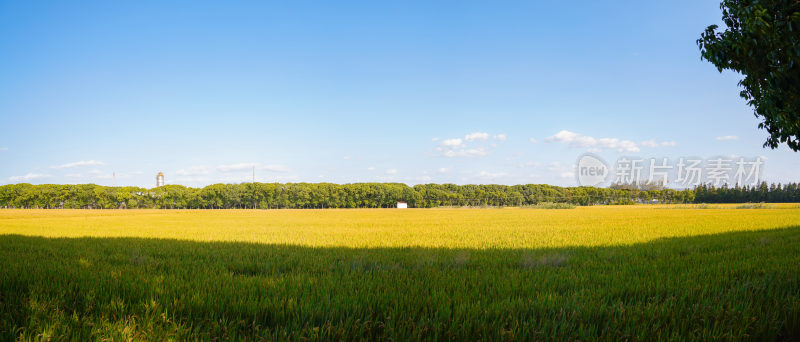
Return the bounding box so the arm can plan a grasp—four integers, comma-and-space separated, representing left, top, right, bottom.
156, 172, 164, 187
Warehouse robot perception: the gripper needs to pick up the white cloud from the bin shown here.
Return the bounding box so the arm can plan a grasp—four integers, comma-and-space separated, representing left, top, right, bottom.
715, 135, 739, 141
9, 173, 51, 182
529, 138, 538, 143
640, 140, 657, 148
437, 167, 449, 174
547, 130, 581, 143
493, 134, 507, 141
640, 139, 677, 148
176, 166, 210, 176
596, 138, 638, 153
441, 138, 464, 148
464, 132, 489, 141
439, 146, 489, 158
0, 147, 7, 151
436, 132, 500, 158
367, 166, 376, 171
431, 137, 440, 142
343, 155, 352, 160
546, 130, 640, 153
51, 160, 105, 169
386, 169, 398, 175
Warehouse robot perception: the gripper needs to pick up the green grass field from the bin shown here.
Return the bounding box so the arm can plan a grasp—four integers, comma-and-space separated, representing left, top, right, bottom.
2, 206, 800, 340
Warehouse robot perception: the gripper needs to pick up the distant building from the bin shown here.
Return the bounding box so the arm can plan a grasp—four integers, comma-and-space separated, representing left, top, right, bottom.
156, 172, 164, 187
397, 201, 408, 209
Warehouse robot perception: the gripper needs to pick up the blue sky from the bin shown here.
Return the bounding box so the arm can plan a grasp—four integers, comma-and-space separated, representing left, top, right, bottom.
1, 0, 797, 188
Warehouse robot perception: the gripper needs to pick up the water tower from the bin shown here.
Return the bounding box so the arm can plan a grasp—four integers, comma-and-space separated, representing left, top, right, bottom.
156, 172, 164, 187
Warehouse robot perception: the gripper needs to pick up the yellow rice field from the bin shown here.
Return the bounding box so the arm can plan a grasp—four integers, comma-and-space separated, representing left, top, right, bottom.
1, 205, 798, 248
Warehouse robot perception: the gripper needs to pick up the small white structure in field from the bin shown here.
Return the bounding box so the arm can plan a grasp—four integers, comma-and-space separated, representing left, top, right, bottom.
396, 201, 408, 209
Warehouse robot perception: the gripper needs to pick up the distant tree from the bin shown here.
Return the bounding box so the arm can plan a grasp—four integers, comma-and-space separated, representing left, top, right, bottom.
698, 0, 800, 151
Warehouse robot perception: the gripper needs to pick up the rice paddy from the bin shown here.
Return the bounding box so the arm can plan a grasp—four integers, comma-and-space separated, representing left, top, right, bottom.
1, 206, 799, 340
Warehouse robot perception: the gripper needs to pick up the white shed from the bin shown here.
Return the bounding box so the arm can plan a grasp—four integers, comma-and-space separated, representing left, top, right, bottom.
396, 201, 408, 209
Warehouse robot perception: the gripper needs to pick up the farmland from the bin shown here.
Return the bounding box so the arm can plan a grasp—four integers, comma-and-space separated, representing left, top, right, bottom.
1, 206, 800, 340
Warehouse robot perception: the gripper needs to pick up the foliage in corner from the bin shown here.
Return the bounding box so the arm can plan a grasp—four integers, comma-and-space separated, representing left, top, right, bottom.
698, 0, 800, 150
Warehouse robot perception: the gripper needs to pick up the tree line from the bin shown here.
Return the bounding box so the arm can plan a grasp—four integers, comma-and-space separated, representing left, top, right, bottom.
0, 182, 796, 209
694, 183, 800, 203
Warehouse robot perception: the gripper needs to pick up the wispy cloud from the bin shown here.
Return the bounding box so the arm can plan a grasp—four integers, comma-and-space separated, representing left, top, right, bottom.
51, 160, 105, 169
546, 130, 640, 153
441, 138, 464, 148
715, 135, 739, 141
435, 132, 501, 158
640, 139, 677, 148
0, 147, 8, 151
529, 138, 538, 143
386, 169, 398, 175
9, 173, 51, 182
464, 132, 489, 141
439, 146, 489, 158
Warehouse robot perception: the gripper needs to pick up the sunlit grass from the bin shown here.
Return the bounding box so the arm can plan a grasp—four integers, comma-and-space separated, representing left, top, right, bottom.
1, 206, 799, 339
